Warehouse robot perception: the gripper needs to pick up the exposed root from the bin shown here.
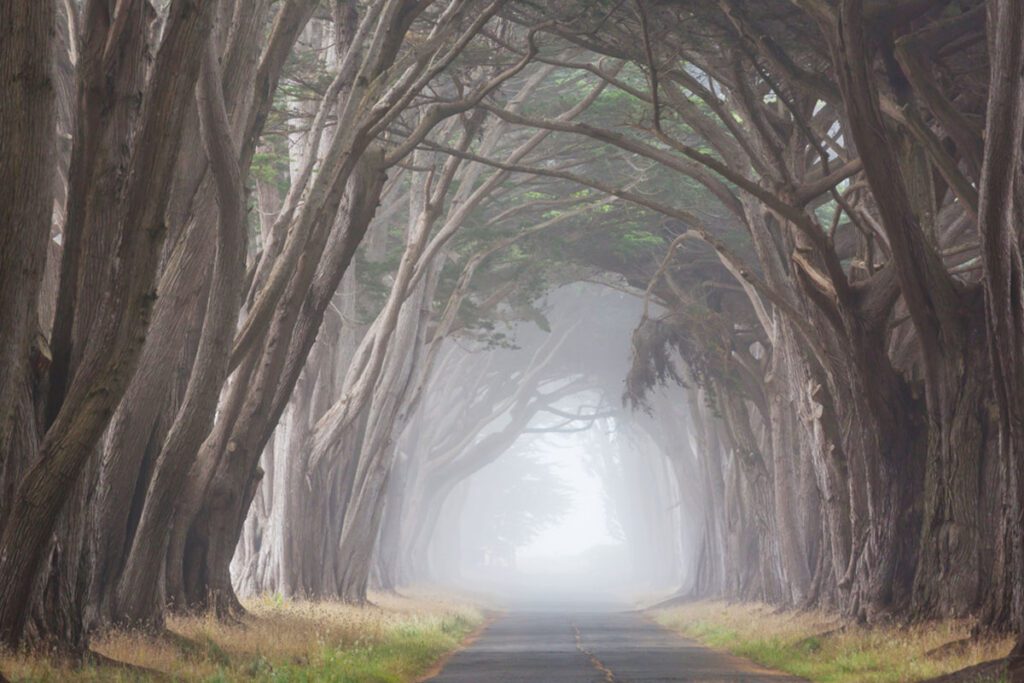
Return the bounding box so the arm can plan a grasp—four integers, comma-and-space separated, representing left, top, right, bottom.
85, 649, 172, 681
160, 629, 232, 666
925, 636, 976, 659
920, 658, 1008, 682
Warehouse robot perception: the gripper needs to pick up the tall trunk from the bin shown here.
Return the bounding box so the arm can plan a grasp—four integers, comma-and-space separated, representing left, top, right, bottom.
688, 389, 728, 598
977, 8, 1024, 679
0, 0, 216, 647
334, 265, 437, 602
169, 153, 385, 612
91, 222, 212, 621
89, 0, 284, 621
112, 33, 249, 627
912, 296, 993, 618
373, 451, 411, 592
0, 0, 55, 469
718, 388, 782, 602
767, 341, 811, 603
827, 2, 993, 621
47, 0, 151, 425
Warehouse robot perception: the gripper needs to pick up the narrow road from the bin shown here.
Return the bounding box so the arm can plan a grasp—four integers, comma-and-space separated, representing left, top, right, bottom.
428, 611, 803, 682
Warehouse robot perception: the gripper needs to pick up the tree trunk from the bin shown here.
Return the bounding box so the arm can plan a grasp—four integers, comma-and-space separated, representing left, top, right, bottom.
169, 152, 385, 611
977, 9, 1024, 680
112, 34, 249, 627
0, 0, 54, 471
0, 0, 215, 647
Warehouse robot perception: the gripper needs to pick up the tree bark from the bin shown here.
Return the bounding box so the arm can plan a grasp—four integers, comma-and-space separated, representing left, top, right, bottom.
112, 33, 249, 627
0, 0, 216, 647
0, 0, 55, 462
976, 7, 1024, 678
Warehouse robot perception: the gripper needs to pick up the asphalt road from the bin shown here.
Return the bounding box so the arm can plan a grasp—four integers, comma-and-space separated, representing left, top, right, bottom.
427, 610, 804, 682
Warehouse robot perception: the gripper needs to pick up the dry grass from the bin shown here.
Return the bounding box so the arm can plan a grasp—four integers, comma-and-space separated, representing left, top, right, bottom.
0, 591, 483, 682
650, 601, 1014, 683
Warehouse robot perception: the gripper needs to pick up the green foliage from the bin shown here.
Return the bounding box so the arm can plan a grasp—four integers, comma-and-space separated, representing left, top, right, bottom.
251, 144, 290, 191
616, 229, 665, 255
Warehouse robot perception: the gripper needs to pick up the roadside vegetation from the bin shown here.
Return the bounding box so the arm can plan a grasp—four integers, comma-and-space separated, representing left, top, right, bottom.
0, 594, 481, 682
650, 602, 1013, 683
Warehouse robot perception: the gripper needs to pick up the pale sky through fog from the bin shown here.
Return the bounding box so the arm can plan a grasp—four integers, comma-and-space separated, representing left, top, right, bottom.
516, 439, 621, 566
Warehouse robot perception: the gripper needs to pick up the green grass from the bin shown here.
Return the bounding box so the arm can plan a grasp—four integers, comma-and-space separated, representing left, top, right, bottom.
651, 601, 1012, 683
1, 593, 482, 682
252, 613, 476, 683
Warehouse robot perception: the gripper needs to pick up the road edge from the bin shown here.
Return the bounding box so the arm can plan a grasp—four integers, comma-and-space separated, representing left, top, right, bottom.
415, 610, 501, 682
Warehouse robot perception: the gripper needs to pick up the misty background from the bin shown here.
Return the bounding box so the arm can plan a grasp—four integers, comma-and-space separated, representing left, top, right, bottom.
371, 283, 697, 608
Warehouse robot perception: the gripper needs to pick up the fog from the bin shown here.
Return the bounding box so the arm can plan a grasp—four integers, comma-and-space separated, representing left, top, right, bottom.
382, 282, 699, 610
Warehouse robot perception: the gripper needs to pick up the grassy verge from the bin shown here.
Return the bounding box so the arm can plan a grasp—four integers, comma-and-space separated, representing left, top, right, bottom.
650, 601, 1013, 683
1, 592, 483, 682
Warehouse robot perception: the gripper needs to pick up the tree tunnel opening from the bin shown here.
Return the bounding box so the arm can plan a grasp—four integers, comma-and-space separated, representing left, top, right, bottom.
359, 283, 701, 608
514, 434, 624, 579
428, 415, 637, 607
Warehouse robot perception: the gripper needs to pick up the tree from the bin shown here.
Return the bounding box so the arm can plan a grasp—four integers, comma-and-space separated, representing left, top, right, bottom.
0, 0, 217, 647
